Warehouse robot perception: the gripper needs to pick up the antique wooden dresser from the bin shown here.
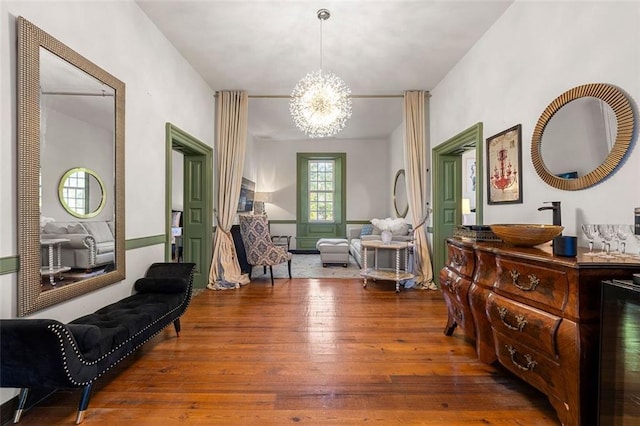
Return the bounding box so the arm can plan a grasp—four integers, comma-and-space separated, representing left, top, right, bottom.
440, 237, 640, 426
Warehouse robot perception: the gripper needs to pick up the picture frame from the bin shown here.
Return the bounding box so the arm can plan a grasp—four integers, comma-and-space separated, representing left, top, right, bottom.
236, 177, 256, 212
464, 157, 477, 194
486, 124, 522, 204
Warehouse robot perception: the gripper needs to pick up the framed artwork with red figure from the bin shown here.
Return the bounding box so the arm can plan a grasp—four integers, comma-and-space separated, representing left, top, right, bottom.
486, 124, 523, 204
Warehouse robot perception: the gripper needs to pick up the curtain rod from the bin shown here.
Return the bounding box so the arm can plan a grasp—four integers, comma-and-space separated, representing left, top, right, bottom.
249, 94, 403, 99
41, 91, 115, 97
214, 92, 431, 98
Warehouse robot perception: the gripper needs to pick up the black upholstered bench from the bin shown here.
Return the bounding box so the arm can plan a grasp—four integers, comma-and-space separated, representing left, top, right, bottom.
0, 262, 196, 424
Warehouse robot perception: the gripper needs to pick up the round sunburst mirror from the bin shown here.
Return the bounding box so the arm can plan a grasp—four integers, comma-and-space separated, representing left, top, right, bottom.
531, 83, 635, 190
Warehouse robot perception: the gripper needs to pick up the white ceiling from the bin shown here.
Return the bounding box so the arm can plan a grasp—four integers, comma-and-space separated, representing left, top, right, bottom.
136, 0, 513, 141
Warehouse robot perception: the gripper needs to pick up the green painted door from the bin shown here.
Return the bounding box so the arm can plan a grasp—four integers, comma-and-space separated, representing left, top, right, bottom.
183, 154, 210, 288
434, 154, 461, 283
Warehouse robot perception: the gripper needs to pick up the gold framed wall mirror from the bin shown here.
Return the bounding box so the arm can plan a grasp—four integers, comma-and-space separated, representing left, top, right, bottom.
17, 17, 125, 316
531, 83, 635, 191
393, 169, 408, 218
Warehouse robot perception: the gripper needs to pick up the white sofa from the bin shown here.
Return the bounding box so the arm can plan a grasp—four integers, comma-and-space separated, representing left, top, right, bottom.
40, 220, 115, 270
348, 222, 413, 269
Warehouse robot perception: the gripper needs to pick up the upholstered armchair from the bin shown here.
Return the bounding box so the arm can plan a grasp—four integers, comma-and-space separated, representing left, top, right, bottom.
239, 215, 292, 285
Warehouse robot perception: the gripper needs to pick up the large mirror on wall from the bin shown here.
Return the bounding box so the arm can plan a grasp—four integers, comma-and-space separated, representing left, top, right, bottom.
393, 169, 408, 218
17, 17, 125, 316
531, 83, 635, 191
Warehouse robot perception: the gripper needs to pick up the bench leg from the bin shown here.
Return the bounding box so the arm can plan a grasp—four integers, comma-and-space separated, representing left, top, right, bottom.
13, 388, 29, 423
269, 266, 274, 286
287, 259, 292, 279
173, 318, 181, 337
76, 383, 93, 424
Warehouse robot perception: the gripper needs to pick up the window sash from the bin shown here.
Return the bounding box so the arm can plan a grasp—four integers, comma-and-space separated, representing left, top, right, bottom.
308, 160, 335, 222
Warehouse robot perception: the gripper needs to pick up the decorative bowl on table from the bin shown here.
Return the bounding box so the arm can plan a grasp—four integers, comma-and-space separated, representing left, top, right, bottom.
489, 224, 564, 247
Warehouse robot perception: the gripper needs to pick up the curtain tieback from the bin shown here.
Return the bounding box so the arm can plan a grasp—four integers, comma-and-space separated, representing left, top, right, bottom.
413, 207, 432, 232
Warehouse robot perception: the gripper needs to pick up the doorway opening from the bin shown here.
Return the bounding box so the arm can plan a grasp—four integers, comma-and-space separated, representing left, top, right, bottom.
165, 123, 213, 289
432, 123, 484, 285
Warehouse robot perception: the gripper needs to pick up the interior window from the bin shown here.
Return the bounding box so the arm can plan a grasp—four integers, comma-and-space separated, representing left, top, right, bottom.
62, 170, 89, 214
308, 160, 335, 222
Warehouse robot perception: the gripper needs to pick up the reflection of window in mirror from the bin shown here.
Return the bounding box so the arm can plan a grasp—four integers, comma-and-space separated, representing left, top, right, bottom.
58, 167, 106, 218
62, 170, 89, 213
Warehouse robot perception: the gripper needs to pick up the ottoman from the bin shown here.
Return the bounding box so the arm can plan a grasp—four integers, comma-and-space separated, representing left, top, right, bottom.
316, 238, 350, 267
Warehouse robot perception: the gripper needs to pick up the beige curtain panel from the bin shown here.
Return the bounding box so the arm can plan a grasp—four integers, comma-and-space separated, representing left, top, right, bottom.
208, 91, 251, 290
403, 90, 436, 290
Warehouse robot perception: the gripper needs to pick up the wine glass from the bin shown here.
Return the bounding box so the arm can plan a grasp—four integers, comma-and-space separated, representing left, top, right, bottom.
614, 225, 632, 258
596, 224, 615, 259
581, 224, 598, 256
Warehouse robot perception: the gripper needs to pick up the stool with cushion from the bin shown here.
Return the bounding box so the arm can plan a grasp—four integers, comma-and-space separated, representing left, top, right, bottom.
316, 238, 350, 267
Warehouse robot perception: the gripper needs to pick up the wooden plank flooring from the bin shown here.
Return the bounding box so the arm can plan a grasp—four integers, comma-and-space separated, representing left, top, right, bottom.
17, 278, 559, 425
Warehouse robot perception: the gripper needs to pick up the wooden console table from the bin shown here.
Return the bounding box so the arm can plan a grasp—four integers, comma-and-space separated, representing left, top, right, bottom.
440, 237, 640, 426
360, 240, 413, 292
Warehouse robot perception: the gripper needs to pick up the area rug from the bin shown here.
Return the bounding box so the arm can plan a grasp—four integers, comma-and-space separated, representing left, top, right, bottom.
252, 253, 362, 279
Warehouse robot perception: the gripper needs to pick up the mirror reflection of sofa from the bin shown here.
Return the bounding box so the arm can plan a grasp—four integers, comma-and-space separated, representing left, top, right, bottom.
40, 221, 115, 270
348, 221, 413, 269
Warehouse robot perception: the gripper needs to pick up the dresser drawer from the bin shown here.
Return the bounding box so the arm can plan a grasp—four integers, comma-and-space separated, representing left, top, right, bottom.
440, 268, 472, 307
473, 248, 497, 289
494, 331, 566, 403
487, 293, 562, 358
494, 257, 569, 313
446, 243, 475, 279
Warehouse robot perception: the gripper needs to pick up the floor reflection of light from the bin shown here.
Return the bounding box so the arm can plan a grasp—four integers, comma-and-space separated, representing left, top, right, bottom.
306, 281, 338, 362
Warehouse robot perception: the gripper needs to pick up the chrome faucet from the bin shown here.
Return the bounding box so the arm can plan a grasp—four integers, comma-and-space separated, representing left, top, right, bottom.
538, 201, 562, 227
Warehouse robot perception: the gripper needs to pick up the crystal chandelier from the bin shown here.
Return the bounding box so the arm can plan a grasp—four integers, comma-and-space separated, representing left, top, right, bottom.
290, 9, 352, 138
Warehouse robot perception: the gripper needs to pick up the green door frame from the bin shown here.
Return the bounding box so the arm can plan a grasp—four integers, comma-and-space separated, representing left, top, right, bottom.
296, 153, 347, 251
165, 123, 213, 289
432, 123, 483, 285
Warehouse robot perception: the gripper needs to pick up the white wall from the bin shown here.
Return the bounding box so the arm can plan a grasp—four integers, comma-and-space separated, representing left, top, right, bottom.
389, 123, 407, 220
41, 107, 114, 222
253, 137, 391, 246
1, 0, 215, 404
430, 0, 640, 251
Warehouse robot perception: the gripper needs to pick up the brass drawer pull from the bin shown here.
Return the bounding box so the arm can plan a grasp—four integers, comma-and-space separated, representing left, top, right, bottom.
505, 345, 537, 371
497, 306, 527, 331
451, 253, 466, 268
509, 270, 540, 291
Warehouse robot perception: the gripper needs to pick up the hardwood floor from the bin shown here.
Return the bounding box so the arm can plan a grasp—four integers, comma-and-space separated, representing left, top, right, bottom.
17, 278, 559, 425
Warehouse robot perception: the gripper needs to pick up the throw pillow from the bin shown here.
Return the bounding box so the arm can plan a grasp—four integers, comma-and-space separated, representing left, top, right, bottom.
391, 222, 409, 236
135, 277, 188, 294
360, 224, 373, 237
67, 223, 88, 234
43, 222, 68, 234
